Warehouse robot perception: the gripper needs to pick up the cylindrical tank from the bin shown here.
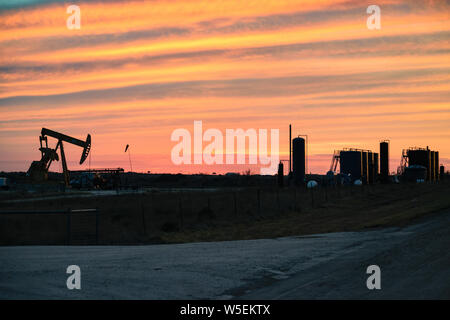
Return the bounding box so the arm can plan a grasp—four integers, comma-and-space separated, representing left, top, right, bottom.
408, 149, 430, 181
374, 153, 379, 182
368, 152, 374, 184
430, 151, 435, 181
307, 180, 318, 188
340, 150, 362, 181
380, 141, 389, 183
362, 151, 369, 184
427, 149, 432, 181
408, 149, 428, 167
292, 137, 305, 185
277, 161, 284, 187
435, 151, 439, 181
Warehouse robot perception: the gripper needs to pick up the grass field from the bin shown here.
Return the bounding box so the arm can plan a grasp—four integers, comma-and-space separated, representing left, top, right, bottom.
1, 181, 449, 245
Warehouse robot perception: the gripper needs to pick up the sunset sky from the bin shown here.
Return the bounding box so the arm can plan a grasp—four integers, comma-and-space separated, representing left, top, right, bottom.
0, 0, 449, 174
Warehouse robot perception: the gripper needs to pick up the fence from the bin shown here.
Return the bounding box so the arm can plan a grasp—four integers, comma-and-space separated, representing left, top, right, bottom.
150, 185, 363, 233
0, 185, 376, 245
0, 208, 99, 245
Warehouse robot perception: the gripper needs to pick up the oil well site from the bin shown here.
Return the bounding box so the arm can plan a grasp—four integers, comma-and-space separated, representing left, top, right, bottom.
0, 126, 449, 246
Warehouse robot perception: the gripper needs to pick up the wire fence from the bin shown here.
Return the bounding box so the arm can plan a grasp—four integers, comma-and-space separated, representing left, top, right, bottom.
0, 208, 99, 245
0, 183, 412, 245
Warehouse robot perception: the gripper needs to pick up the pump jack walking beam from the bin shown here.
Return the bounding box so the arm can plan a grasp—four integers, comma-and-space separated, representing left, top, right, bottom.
41, 128, 91, 164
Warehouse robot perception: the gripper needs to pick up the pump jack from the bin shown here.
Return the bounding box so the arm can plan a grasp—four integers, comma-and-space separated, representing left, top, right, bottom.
27, 128, 91, 186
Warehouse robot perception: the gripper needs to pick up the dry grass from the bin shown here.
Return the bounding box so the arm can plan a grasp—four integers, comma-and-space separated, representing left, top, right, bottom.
161, 182, 450, 243
1, 182, 449, 245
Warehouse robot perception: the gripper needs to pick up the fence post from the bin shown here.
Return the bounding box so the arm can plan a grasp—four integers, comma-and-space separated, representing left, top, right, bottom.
257, 189, 261, 215
293, 188, 297, 212
151, 193, 155, 217
95, 208, 99, 245
233, 192, 237, 217
179, 196, 184, 230
66, 208, 71, 245
276, 189, 280, 213
141, 198, 147, 236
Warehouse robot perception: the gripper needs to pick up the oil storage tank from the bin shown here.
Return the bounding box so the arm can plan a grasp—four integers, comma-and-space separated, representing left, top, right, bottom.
374, 153, 379, 182
380, 141, 389, 183
406, 147, 441, 182
407, 149, 428, 167
368, 152, 374, 184
435, 152, 439, 181
427, 149, 432, 181
277, 162, 284, 187
408, 148, 430, 181
292, 137, 305, 185
362, 151, 369, 184
430, 151, 435, 181
340, 150, 362, 182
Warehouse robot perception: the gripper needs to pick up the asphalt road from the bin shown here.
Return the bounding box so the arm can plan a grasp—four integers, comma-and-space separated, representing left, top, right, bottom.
239, 210, 450, 299
0, 210, 449, 299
